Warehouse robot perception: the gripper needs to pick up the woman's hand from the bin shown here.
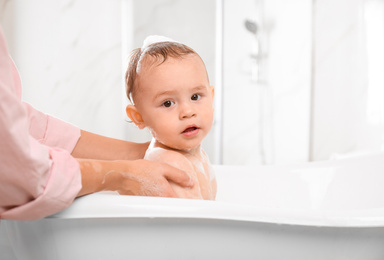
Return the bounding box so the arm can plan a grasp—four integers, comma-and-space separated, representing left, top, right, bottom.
72, 131, 194, 197
77, 159, 193, 197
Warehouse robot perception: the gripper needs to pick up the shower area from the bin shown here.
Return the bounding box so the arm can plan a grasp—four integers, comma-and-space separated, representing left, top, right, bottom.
1, 0, 384, 166
123, 0, 313, 165
215, 0, 312, 165
121, 0, 384, 165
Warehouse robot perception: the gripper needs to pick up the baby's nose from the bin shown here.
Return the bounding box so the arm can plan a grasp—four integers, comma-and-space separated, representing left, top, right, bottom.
179, 102, 196, 119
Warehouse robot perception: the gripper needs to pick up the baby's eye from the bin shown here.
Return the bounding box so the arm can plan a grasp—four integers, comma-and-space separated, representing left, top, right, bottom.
163, 100, 175, 108
191, 94, 201, 101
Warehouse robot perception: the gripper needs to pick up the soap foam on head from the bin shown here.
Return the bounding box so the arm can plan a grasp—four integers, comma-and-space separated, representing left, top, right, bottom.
141, 35, 179, 51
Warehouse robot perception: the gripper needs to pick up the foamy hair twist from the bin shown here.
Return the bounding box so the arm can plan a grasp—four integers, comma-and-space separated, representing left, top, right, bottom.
141, 35, 179, 51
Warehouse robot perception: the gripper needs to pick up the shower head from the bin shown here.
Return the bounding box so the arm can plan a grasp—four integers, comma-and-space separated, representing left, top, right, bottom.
244, 19, 258, 35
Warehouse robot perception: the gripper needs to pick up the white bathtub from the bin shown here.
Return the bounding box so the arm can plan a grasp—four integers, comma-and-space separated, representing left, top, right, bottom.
3, 152, 384, 260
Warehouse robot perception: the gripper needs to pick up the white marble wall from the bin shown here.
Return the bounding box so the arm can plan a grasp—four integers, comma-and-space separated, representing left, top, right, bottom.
1, 0, 126, 140
312, 0, 384, 160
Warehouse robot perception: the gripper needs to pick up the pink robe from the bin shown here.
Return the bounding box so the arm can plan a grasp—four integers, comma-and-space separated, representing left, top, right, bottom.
0, 28, 82, 220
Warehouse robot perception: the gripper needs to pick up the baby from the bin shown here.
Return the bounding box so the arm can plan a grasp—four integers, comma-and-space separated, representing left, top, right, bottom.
125, 36, 216, 200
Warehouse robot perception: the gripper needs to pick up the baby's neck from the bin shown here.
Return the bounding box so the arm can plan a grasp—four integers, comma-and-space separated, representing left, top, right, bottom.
150, 138, 203, 158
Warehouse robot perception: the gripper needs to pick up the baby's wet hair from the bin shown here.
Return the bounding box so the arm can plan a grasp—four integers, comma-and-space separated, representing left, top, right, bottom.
125, 41, 197, 103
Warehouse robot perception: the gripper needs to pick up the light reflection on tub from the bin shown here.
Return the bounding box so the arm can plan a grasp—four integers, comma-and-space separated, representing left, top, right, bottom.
4, 152, 384, 260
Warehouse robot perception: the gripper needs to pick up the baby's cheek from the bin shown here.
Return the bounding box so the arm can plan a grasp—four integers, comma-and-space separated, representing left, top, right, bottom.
154, 124, 169, 138
161, 122, 173, 131
149, 127, 173, 147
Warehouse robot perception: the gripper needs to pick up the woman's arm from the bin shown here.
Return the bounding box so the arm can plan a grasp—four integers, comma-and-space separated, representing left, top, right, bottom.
0, 29, 82, 220
71, 130, 149, 160
72, 131, 194, 197
77, 159, 193, 197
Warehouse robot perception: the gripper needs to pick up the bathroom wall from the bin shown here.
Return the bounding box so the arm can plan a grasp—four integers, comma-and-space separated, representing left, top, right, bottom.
221, 0, 384, 163
0, 0, 217, 159
0, 0, 126, 140
221, 0, 312, 165
1, 0, 383, 165
311, 0, 384, 160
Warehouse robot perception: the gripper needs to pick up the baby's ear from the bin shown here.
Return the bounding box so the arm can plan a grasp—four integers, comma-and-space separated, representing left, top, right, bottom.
126, 105, 145, 129
210, 85, 215, 99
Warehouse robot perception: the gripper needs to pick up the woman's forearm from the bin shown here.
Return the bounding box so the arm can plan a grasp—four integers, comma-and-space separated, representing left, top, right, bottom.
76, 159, 109, 197
71, 130, 149, 160
76, 158, 194, 198
77, 159, 129, 197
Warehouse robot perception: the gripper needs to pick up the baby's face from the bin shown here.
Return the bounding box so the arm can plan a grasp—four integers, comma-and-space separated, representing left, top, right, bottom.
134, 54, 214, 151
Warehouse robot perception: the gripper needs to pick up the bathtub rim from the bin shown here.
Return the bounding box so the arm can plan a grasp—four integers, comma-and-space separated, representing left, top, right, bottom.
47, 192, 384, 228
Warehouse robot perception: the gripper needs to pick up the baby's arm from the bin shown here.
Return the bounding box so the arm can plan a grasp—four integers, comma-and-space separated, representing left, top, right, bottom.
144, 147, 203, 199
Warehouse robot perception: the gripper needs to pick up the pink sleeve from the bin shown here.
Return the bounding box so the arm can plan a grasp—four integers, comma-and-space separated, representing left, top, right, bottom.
24, 102, 81, 153
0, 28, 82, 220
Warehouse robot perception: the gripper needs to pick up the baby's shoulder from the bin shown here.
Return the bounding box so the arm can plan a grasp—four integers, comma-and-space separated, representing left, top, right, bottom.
145, 147, 194, 173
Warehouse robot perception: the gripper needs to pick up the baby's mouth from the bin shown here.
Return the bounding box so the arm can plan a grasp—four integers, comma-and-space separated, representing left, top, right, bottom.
183, 126, 198, 133
182, 126, 200, 136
